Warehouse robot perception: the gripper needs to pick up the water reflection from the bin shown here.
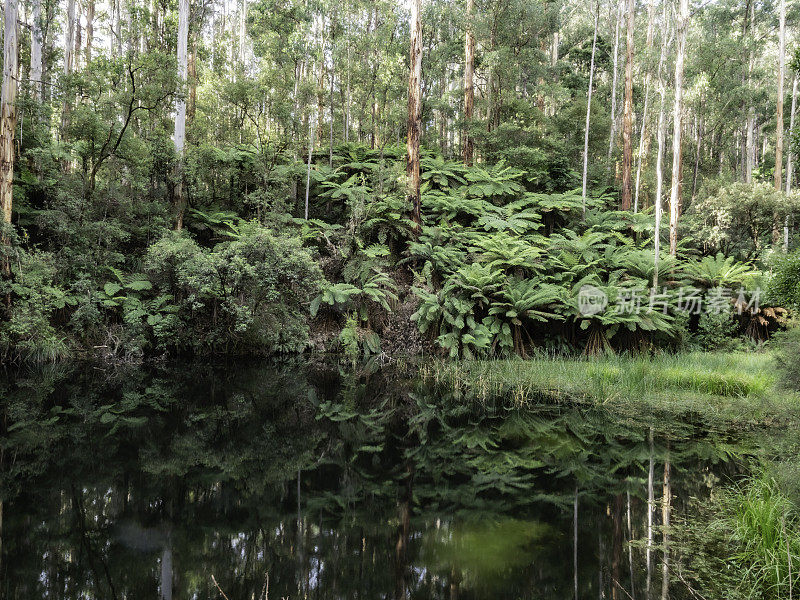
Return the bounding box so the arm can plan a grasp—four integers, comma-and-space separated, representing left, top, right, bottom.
0, 361, 748, 599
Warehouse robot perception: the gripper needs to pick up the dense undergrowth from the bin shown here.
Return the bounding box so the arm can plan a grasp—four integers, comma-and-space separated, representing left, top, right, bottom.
3, 143, 799, 362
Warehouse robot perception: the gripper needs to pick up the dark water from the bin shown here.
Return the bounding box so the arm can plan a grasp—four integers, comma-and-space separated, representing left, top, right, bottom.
0, 360, 750, 599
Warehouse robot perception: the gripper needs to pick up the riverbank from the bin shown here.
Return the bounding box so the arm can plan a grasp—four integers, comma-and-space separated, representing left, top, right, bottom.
421, 351, 800, 426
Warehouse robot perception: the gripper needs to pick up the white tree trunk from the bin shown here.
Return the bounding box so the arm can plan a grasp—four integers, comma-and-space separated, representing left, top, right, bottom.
581, 0, 599, 216
775, 0, 786, 191
653, 0, 670, 285
608, 0, 622, 161
239, 0, 247, 67
174, 0, 189, 229
64, 0, 76, 75
786, 74, 797, 194
786, 74, 797, 251
30, 0, 42, 100
669, 0, 688, 256
633, 0, 656, 213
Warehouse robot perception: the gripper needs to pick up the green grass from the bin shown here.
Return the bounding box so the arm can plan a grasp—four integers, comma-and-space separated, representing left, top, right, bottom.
420, 351, 800, 425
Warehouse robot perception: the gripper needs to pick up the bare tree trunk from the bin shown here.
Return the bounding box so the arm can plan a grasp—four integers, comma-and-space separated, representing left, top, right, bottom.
74, 13, 82, 72
239, 0, 248, 66
653, 0, 670, 286
582, 0, 599, 217
463, 0, 475, 166
774, 0, 786, 248
745, 2, 755, 183
775, 0, 786, 191
0, 0, 17, 259
187, 36, 197, 122
85, 0, 95, 63
669, 0, 688, 256
690, 110, 703, 203
304, 114, 315, 220
787, 74, 797, 194
30, 0, 42, 100
633, 0, 656, 213
61, 0, 76, 134
620, 0, 635, 210
174, 0, 189, 230
407, 0, 422, 232
608, 0, 622, 161
786, 74, 797, 251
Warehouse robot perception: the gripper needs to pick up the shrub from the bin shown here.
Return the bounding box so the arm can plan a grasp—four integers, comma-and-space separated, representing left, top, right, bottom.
0, 245, 71, 361
767, 248, 800, 312
145, 224, 324, 354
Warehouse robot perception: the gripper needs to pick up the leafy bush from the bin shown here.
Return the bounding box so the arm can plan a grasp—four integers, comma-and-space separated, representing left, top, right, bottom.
767, 248, 800, 311
144, 224, 323, 354
0, 243, 71, 362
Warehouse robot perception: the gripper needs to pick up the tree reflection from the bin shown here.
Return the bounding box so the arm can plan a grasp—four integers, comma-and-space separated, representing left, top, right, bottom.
0, 361, 748, 599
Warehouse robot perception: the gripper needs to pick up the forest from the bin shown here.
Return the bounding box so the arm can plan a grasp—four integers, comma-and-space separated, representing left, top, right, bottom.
3, 0, 800, 599
0, 0, 797, 361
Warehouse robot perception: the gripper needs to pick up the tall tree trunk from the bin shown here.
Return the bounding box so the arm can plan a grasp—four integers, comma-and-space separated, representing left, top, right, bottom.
61, 0, 76, 132
608, 0, 622, 162
239, 0, 248, 65
74, 13, 82, 72
745, 1, 755, 182
30, 0, 43, 101
463, 0, 474, 166
620, 0, 634, 210
653, 0, 669, 285
174, 0, 189, 230
774, 0, 786, 248
305, 113, 315, 220
85, 0, 95, 63
187, 36, 197, 123
582, 0, 599, 217
690, 109, 704, 203
669, 0, 688, 256
633, 0, 656, 213
775, 0, 786, 191
786, 74, 797, 194
0, 0, 17, 267
786, 74, 797, 251
407, 0, 422, 232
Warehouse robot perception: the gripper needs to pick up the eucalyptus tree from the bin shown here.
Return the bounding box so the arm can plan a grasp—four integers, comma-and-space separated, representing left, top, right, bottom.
582, 0, 600, 216
669, 0, 688, 256
775, 0, 786, 193
0, 0, 17, 260
174, 0, 190, 229
620, 0, 634, 210
463, 0, 475, 166
408, 0, 423, 231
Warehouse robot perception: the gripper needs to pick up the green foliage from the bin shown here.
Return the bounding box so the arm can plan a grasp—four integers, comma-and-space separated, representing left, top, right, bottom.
775, 327, 800, 391
767, 249, 800, 311
688, 182, 800, 259
144, 224, 323, 354
0, 243, 71, 362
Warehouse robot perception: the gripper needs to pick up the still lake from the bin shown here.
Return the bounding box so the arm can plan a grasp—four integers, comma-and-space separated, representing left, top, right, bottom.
0, 360, 749, 599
